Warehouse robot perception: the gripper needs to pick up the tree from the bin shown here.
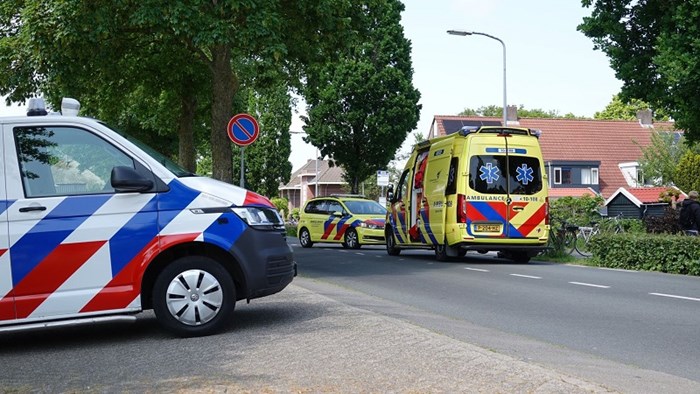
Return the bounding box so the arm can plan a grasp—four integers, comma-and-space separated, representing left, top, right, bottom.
675, 152, 700, 194
579, 0, 700, 143
594, 94, 669, 121
302, 0, 421, 194
1, 1, 360, 183
637, 130, 693, 186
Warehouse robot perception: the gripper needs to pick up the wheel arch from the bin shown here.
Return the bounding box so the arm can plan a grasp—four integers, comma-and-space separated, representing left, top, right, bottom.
141, 242, 247, 310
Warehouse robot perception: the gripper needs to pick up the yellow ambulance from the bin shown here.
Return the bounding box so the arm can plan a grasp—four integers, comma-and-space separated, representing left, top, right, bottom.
385, 126, 549, 263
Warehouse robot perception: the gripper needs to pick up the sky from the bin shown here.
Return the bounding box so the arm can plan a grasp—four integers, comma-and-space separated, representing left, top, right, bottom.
1, 0, 622, 173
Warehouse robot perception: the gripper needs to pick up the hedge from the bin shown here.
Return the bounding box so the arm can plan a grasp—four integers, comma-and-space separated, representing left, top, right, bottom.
588, 233, 700, 276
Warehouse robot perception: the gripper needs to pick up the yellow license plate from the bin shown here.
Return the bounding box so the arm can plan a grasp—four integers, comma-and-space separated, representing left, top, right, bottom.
475, 224, 501, 232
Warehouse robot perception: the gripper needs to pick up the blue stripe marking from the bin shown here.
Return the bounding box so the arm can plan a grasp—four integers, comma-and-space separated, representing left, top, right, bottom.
202, 212, 246, 249
389, 212, 405, 243
0, 200, 14, 216
10, 195, 111, 285
420, 209, 438, 244
110, 180, 200, 276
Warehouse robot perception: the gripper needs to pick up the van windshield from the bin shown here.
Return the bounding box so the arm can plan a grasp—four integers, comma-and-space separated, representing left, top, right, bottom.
469, 155, 542, 195
98, 121, 193, 177
343, 200, 387, 215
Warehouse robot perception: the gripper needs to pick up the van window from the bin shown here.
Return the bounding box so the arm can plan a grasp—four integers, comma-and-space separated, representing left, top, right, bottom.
469, 155, 542, 195
14, 126, 134, 198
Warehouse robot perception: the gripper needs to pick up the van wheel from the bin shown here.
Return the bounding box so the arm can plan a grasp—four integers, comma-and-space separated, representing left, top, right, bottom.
386, 229, 401, 256
435, 243, 449, 262
345, 228, 361, 249
299, 228, 313, 248
152, 257, 235, 337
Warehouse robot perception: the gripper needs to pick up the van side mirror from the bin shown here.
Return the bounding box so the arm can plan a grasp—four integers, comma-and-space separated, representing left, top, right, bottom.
111, 166, 154, 192
387, 184, 395, 202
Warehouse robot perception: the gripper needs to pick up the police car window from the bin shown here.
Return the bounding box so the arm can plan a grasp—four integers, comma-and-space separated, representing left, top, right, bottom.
469, 155, 542, 195
327, 201, 343, 214
14, 126, 134, 198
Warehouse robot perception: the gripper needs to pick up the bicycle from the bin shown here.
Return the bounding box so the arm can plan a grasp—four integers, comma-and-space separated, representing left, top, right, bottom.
546, 217, 579, 256
574, 214, 625, 257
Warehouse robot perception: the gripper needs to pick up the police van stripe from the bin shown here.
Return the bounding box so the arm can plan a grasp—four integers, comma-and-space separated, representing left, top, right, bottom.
10, 195, 111, 286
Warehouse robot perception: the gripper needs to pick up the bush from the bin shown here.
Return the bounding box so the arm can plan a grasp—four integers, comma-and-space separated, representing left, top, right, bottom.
643, 207, 681, 234
588, 233, 700, 275
285, 223, 298, 237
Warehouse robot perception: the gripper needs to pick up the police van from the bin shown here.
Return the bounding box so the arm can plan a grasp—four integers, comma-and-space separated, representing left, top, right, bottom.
0, 98, 295, 337
386, 126, 548, 263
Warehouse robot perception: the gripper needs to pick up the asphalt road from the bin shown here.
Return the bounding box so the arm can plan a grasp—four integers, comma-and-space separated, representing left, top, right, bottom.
293, 240, 700, 385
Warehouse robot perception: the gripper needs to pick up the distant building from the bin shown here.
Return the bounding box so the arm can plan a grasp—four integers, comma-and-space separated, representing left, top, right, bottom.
278, 159, 345, 214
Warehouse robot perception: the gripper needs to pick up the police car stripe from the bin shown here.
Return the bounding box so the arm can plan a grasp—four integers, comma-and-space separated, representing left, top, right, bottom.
10, 195, 110, 286
0, 251, 11, 300
13, 241, 106, 319
31, 243, 115, 318
159, 194, 226, 236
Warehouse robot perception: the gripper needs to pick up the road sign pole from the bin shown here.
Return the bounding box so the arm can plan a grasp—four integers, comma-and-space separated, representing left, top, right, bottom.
240, 146, 245, 188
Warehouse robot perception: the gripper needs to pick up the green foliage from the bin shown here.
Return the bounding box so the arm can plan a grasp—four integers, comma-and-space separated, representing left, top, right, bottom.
594, 94, 668, 121
291, 208, 300, 220
303, 0, 421, 194
588, 233, 700, 276
579, 0, 700, 144
638, 130, 696, 186
549, 195, 604, 226
675, 151, 700, 193
270, 197, 289, 214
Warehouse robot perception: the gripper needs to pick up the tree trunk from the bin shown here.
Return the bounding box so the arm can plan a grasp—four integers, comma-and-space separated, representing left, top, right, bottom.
177, 92, 197, 173
210, 45, 236, 183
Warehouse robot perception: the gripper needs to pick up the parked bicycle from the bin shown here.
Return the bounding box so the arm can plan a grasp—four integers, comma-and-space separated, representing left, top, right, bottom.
546, 216, 579, 256
574, 213, 625, 257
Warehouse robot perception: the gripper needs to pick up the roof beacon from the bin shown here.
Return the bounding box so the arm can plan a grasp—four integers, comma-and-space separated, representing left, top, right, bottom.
26, 97, 48, 117
61, 97, 81, 116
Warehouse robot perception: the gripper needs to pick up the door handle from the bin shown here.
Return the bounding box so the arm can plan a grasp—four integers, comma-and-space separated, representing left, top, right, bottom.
19, 206, 47, 213
513, 206, 524, 211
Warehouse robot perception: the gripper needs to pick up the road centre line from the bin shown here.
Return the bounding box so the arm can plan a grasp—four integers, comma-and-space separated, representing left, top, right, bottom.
650, 293, 700, 302
510, 274, 542, 279
569, 281, 610, 289
464, 267, 489, 272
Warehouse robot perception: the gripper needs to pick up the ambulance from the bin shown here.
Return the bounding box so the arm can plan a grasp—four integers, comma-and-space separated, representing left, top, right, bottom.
0, 98, 295, 337
385, 126, 548, 263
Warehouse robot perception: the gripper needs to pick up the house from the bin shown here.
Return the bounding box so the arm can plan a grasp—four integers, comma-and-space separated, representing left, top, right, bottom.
605, 186, 687, 218
278, 159, 345, 215
428, 107, 679, 199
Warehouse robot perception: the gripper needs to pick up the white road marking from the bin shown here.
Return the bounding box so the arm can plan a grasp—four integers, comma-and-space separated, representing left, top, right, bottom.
464, 267, 489, 272
569, 281, 610, 289
650, 293, 700, 302
355, 253, 365, 256
510, 274, 542, 279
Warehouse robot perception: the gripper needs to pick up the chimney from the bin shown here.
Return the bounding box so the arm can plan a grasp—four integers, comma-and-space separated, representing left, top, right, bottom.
636, 109, 653, 128
506, 105, 519, 126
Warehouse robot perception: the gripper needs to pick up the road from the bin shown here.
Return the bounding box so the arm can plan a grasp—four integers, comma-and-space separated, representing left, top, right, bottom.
294, 241, 700, 385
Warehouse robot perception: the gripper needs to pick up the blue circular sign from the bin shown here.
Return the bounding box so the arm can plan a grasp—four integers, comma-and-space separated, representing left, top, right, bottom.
227, 114, 259, 147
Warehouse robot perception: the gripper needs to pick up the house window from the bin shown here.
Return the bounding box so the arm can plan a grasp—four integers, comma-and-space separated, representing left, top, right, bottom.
561, 168, 572, 184
581, 168, 600, 185
554, 168, 562, 184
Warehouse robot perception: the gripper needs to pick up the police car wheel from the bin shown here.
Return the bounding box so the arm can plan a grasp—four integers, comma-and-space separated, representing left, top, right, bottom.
152, 257, 235, 337
299, 228, 313, 248
345, 229, 361, 249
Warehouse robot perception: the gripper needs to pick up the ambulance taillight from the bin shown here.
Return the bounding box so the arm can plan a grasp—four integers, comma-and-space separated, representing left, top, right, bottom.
545, 197, 550, 225
457, 194, 468, 223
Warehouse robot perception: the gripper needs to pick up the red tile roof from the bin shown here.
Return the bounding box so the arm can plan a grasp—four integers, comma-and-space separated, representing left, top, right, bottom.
548, 187, 598, 198
432, 115, 678, 198
605, 186, 687, 206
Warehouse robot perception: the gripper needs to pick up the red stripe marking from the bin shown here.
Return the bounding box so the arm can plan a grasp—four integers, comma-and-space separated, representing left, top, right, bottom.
333, 224, 349, 240
516, 204, 547, 237
81, 233, 199, 312
321, 223, 336, 240
0, 249, 6, 258
466, 202, 488, 221
12, 241, 106, 319
490, 201, 508, 220
243, 191, 273, 207
0, 299, 14, 320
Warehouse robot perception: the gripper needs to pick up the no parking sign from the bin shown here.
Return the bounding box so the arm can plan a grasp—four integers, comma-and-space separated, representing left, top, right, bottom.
227, 114, 259, 147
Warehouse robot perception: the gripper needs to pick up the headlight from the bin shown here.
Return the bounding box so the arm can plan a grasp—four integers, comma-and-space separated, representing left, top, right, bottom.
360, 222, 382, 230
231, 206, 285, 231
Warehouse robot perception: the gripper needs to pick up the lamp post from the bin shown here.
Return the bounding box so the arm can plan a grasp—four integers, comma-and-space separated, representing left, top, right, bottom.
447, 30, 507, 127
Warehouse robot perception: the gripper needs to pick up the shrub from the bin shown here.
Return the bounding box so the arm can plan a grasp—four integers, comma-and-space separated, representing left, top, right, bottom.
588, 233, 700, 275
643, 207, 681, 234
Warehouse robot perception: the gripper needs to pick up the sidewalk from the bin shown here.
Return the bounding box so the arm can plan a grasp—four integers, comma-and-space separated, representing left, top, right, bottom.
209, 282, 614, 393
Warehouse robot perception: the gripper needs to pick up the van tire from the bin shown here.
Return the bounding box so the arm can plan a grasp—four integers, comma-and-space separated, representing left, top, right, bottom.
299, 228, 313, 248
152, 257, 235, 337
435, 243, 449, 262
386, 229, 401, 256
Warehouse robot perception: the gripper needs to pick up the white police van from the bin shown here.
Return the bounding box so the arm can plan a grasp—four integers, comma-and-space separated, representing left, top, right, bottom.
0, 98, 295, 337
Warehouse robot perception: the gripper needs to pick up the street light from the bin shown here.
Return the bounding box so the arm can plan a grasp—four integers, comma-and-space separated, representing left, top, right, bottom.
447, 30, 507, 127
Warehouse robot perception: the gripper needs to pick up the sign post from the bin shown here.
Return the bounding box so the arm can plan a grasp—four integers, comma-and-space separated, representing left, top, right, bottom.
377, 170, 389, 205
227, 114, 260, 188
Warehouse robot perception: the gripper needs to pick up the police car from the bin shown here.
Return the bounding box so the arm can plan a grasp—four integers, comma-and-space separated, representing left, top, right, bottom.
297, 194, 386, 249
0, 98, 295, 337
